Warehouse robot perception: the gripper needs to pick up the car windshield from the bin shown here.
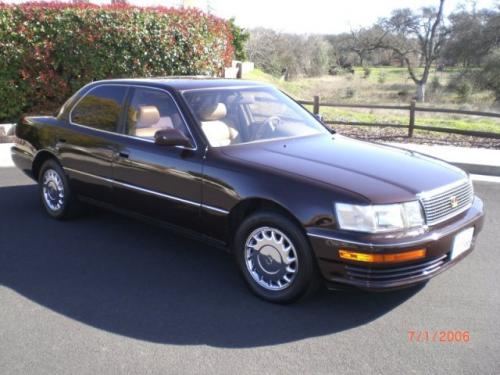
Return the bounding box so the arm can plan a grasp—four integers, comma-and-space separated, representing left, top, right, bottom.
182, 86, 329, 147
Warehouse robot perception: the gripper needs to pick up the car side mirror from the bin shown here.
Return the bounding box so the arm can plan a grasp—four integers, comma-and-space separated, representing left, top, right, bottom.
154, 128, 193, 148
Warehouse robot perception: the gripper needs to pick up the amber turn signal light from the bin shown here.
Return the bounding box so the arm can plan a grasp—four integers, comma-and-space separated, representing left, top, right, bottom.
338, 248, 426, 263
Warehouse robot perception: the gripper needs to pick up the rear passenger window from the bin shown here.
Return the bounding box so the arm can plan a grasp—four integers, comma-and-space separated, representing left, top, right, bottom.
126, 88, 191, 140
71, 85, 126, 132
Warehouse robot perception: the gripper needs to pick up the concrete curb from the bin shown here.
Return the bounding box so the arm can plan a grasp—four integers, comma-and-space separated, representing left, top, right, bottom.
452, 162, 500, 177
0, 143, 14, 168
386, 143, 500, 177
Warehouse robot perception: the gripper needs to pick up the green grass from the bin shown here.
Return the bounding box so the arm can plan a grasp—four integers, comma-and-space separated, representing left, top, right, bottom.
244, 68, 500, 134
303, 106, 500, 133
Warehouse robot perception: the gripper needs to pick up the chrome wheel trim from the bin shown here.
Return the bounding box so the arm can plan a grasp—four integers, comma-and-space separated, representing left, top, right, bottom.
42, 168, 65, 212
244, 226, 298, 291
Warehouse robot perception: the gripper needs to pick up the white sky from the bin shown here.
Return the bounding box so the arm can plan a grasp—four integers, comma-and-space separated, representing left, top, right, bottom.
5, 0, 499, 34
201, 0, 498, 34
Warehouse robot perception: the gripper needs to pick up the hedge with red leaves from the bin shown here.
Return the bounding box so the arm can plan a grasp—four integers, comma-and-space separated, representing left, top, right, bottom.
0, 2, 234, 121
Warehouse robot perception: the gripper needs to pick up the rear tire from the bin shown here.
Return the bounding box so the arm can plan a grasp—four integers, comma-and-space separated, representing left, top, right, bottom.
234, 210, 320, 303
38, 159, 80, 220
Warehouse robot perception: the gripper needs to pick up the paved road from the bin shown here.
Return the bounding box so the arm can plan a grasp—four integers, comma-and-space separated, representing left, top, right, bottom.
0, 167, 499, 375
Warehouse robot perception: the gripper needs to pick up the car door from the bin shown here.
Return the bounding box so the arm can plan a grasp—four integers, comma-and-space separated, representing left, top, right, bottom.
112, 86, 203, 231
58, 84, 128, 203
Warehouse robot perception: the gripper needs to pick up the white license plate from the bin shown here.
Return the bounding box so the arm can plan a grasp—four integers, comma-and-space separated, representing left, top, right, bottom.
451, 227, 474, 260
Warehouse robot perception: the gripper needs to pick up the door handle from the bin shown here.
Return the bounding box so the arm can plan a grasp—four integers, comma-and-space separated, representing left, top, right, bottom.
117, 151, 129, 159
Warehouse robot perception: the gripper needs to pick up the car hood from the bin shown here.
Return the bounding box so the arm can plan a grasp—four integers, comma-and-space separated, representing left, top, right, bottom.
221, 134, 468, 204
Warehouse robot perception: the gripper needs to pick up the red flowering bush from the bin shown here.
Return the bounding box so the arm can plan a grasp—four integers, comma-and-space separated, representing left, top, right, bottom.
0, 2, 234, 121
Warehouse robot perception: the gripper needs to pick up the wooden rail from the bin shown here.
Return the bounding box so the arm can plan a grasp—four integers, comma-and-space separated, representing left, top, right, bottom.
297, 96, 500, 139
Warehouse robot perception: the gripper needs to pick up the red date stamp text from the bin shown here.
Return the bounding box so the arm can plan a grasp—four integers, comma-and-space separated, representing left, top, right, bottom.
408, 330, 470, 343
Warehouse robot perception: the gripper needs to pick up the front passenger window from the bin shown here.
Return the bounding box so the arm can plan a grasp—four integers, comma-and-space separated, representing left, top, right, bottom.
127, 88, 191, 141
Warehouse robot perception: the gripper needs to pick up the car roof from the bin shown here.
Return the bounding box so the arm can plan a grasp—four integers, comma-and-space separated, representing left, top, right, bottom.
90, 77, 270, 91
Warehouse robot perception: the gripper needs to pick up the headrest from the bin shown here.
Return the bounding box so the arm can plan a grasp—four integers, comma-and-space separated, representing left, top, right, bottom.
198, 103, 227, 122
227, 94, 255, 105
137, 106, 160, 128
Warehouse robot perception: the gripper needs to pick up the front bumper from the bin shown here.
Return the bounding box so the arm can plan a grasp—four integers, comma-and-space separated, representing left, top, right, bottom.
308, 196, 485, 291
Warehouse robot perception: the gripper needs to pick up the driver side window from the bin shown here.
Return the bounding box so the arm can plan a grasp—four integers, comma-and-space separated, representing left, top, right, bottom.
126, 88, 191, 141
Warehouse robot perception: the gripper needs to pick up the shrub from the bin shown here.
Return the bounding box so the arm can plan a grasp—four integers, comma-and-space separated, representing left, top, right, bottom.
456, 82, 472, 101
344, 87, 356, 98
430, 76, 442, 91
397, 89, 410, 99
328, 66, 340, 76
446, 70, 473, 91
478, 49, 500, 102
377, 71, 387, 84
0, 2, 235, 122
362, 66, 371, 79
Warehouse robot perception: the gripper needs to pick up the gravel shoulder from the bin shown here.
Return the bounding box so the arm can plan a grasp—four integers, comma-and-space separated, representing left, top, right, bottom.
335, 125, 500, 149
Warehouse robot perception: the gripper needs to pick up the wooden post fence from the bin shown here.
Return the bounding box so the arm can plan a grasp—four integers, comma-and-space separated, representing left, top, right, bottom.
236, 62, 243, 79
409, 100, 416, 137
313, 95, 320, 115
296, 97, 500, 139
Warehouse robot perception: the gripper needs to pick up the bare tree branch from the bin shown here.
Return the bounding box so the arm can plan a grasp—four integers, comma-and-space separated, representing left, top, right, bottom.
373, 0, 448, 101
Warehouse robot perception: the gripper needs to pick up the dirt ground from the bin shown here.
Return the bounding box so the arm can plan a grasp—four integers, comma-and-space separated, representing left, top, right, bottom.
335, 125, 500, 149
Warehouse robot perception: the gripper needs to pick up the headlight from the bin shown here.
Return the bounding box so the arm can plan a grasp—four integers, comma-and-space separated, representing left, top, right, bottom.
335, 201, 424, 233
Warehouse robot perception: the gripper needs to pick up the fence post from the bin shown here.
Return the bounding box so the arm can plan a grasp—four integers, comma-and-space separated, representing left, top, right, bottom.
409, 100, 416, 137
236, 62, 242, 79
313, 95, 320, 115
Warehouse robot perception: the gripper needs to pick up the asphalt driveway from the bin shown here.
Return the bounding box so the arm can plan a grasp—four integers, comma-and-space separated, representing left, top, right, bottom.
0, 167, 499, 374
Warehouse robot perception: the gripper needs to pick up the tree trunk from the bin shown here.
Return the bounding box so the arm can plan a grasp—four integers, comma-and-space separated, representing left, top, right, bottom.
416, 83, 426, 102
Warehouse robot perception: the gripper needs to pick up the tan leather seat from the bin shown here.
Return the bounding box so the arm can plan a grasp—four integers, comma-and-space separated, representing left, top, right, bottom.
134, 106, 173, 138
198, 103, 238, 147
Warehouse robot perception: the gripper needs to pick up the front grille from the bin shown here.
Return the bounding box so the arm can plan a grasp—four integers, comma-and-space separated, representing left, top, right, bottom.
420, 180, 473, 225
345, 254, 448, 283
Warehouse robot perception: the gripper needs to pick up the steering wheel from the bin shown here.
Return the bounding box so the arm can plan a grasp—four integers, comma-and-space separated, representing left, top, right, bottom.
251, 116, 281, 141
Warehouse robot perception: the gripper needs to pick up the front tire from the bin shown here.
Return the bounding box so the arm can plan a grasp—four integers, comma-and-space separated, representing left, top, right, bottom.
38, 159, 79, 220
234, 211, 319, 303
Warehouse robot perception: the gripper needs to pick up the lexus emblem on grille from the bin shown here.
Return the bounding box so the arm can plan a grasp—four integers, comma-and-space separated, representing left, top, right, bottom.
450, 195, 459, 208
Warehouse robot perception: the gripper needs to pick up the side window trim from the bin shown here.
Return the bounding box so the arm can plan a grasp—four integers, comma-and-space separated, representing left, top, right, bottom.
118, 86, 134, 135
69, 84, 128, 135
69, 83, 198, 151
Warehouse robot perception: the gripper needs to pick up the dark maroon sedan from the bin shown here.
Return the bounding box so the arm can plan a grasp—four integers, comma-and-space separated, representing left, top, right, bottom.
12, 78, 484, 303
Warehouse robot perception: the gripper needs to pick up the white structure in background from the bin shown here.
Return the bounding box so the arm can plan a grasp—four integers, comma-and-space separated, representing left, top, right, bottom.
0, 124, 14, 136
233, 61, 254, 74
0, 124, 15, 168
224, 67, 238, 79
224, 61, 254, 78
0, 143, 14, 168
